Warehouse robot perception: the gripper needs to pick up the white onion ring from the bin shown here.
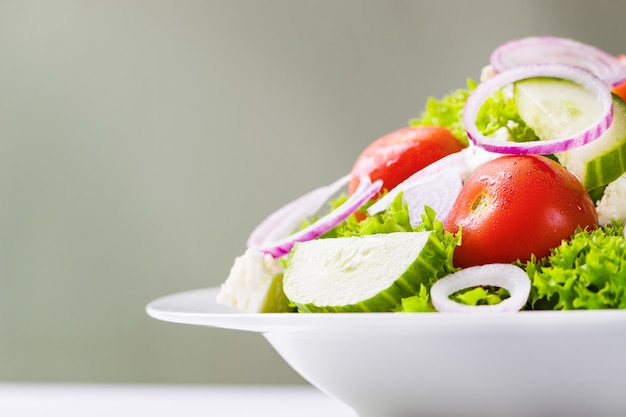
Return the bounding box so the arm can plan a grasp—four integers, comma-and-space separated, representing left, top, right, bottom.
367, 145, 500, 219
490, 36, 626, 87
464, 63, 614, 155
247, 175, 382, 258
367, 169, 462, 226
430, 264, 531, 313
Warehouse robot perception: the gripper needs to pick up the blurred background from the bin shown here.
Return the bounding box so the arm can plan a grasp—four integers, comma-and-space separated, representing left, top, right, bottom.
1, 0, 625, 385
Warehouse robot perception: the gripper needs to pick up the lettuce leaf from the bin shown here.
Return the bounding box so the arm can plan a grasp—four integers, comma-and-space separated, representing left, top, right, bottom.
409, 80, 476, 145
396, 284, 435, 312
409, 79, 539, 145
321, 192, 414, 238
526, 221, 626, 310
451, 286, 510, 306
475, 86, 540, 144
324, 196, 459, 278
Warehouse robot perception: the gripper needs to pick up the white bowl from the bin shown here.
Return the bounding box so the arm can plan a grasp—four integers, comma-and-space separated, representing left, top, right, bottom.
147, 287, 626, 417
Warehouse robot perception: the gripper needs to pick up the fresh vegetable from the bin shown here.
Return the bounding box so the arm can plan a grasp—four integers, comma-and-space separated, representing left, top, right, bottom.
246, 174, 349, 254
489, 36, 626, 87
464, 64, 614, 155
444, 155, 598, 268
247, 175, 382, 258
515, 78, 626, 191
366, 146, 499, 226
527, 222, 626, 310
283, 231, 449, 312
321, 191, 415, 238
409, 81, 475, 144
514, 77, 608, 146
555, 95, 626, 191
218, 36, 626, 314
347, 126, 465, 196
430, 264, 530, 313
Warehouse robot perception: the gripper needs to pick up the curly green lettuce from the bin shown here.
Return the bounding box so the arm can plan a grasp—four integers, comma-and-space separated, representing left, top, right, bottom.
321, 192, 412, 238
526, 221, 626, 310
410, 79, 539, 145
324, 196, 458, 277
475, 86, 540, 144
409, 80, 476, 145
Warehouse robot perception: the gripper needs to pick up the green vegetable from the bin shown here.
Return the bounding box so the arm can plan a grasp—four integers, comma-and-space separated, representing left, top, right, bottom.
526, 221, 626, 310
515, 78, 626, 191
394, 206, 461, 313
450, 286, 510, 306
397, 284, 435, 313
327, 196, 459, 282
409, 80, 476, 145
322, 192, 414, 238
283, 194, 460, 313
514, 78, 595, 145
409, 79, 539, 146
557, 95, 626, 191
477, 85, 540, 144
283, 231, 450, 312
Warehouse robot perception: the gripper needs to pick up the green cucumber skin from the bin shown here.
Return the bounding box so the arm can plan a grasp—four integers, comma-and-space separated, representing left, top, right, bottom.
292, 232, 449, 313
568, 95, 626, 190
514, 77, 626, 191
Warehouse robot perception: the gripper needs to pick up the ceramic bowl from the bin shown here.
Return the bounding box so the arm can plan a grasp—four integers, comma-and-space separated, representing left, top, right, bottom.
147, 287, 626, 417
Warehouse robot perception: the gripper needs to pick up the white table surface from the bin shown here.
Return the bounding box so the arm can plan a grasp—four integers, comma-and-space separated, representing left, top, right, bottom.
0, 383, 358, 417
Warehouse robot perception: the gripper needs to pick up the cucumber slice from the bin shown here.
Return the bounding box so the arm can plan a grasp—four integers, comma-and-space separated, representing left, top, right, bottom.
558, 97, 626, 190
282, 232, 447, 312
515, 78, 626, 190
514, 78, 604, 141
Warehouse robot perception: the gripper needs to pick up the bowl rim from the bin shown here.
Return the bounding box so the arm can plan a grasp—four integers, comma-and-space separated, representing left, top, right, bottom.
146, 286, 626, 333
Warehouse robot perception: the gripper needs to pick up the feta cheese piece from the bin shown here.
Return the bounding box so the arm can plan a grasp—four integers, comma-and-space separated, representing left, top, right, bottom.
217, 249, 292, 313
596, 173, 626, 226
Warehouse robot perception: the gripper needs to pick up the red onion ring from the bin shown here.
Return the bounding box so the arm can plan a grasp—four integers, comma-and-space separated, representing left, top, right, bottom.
247, 175, 350, 249
430, 264, 531, 313
247, 175, 382, 258
464, 63, 614, 155
490, 36, 626, 87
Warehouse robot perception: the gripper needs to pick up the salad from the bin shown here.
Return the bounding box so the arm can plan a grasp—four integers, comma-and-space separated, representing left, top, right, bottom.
217, 36, 626, 314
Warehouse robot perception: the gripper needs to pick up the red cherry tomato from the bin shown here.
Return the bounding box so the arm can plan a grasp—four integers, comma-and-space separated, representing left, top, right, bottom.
348, 126, 465, 195
444, 155, 598, 268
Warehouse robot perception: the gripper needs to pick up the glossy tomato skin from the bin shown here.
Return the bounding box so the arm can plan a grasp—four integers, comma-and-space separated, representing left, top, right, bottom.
348, 126, 465, 195
444, 155, 598, 268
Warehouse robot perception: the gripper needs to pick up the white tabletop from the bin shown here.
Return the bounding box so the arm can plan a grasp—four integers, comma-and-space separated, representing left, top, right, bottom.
0, 383, 358, 417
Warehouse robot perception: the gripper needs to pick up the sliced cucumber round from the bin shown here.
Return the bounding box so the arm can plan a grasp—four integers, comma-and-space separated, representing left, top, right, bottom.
282, 232, 448, 312
515, 78, 626, 190
514, 77, 604, 140
558, 96, 626, 191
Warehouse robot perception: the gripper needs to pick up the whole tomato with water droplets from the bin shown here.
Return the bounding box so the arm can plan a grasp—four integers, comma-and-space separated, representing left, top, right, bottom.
444, 155, 598, 268
348, 126, 465, 195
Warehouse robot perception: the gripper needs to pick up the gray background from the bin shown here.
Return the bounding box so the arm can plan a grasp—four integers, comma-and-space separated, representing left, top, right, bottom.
1, 0, 625, 384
